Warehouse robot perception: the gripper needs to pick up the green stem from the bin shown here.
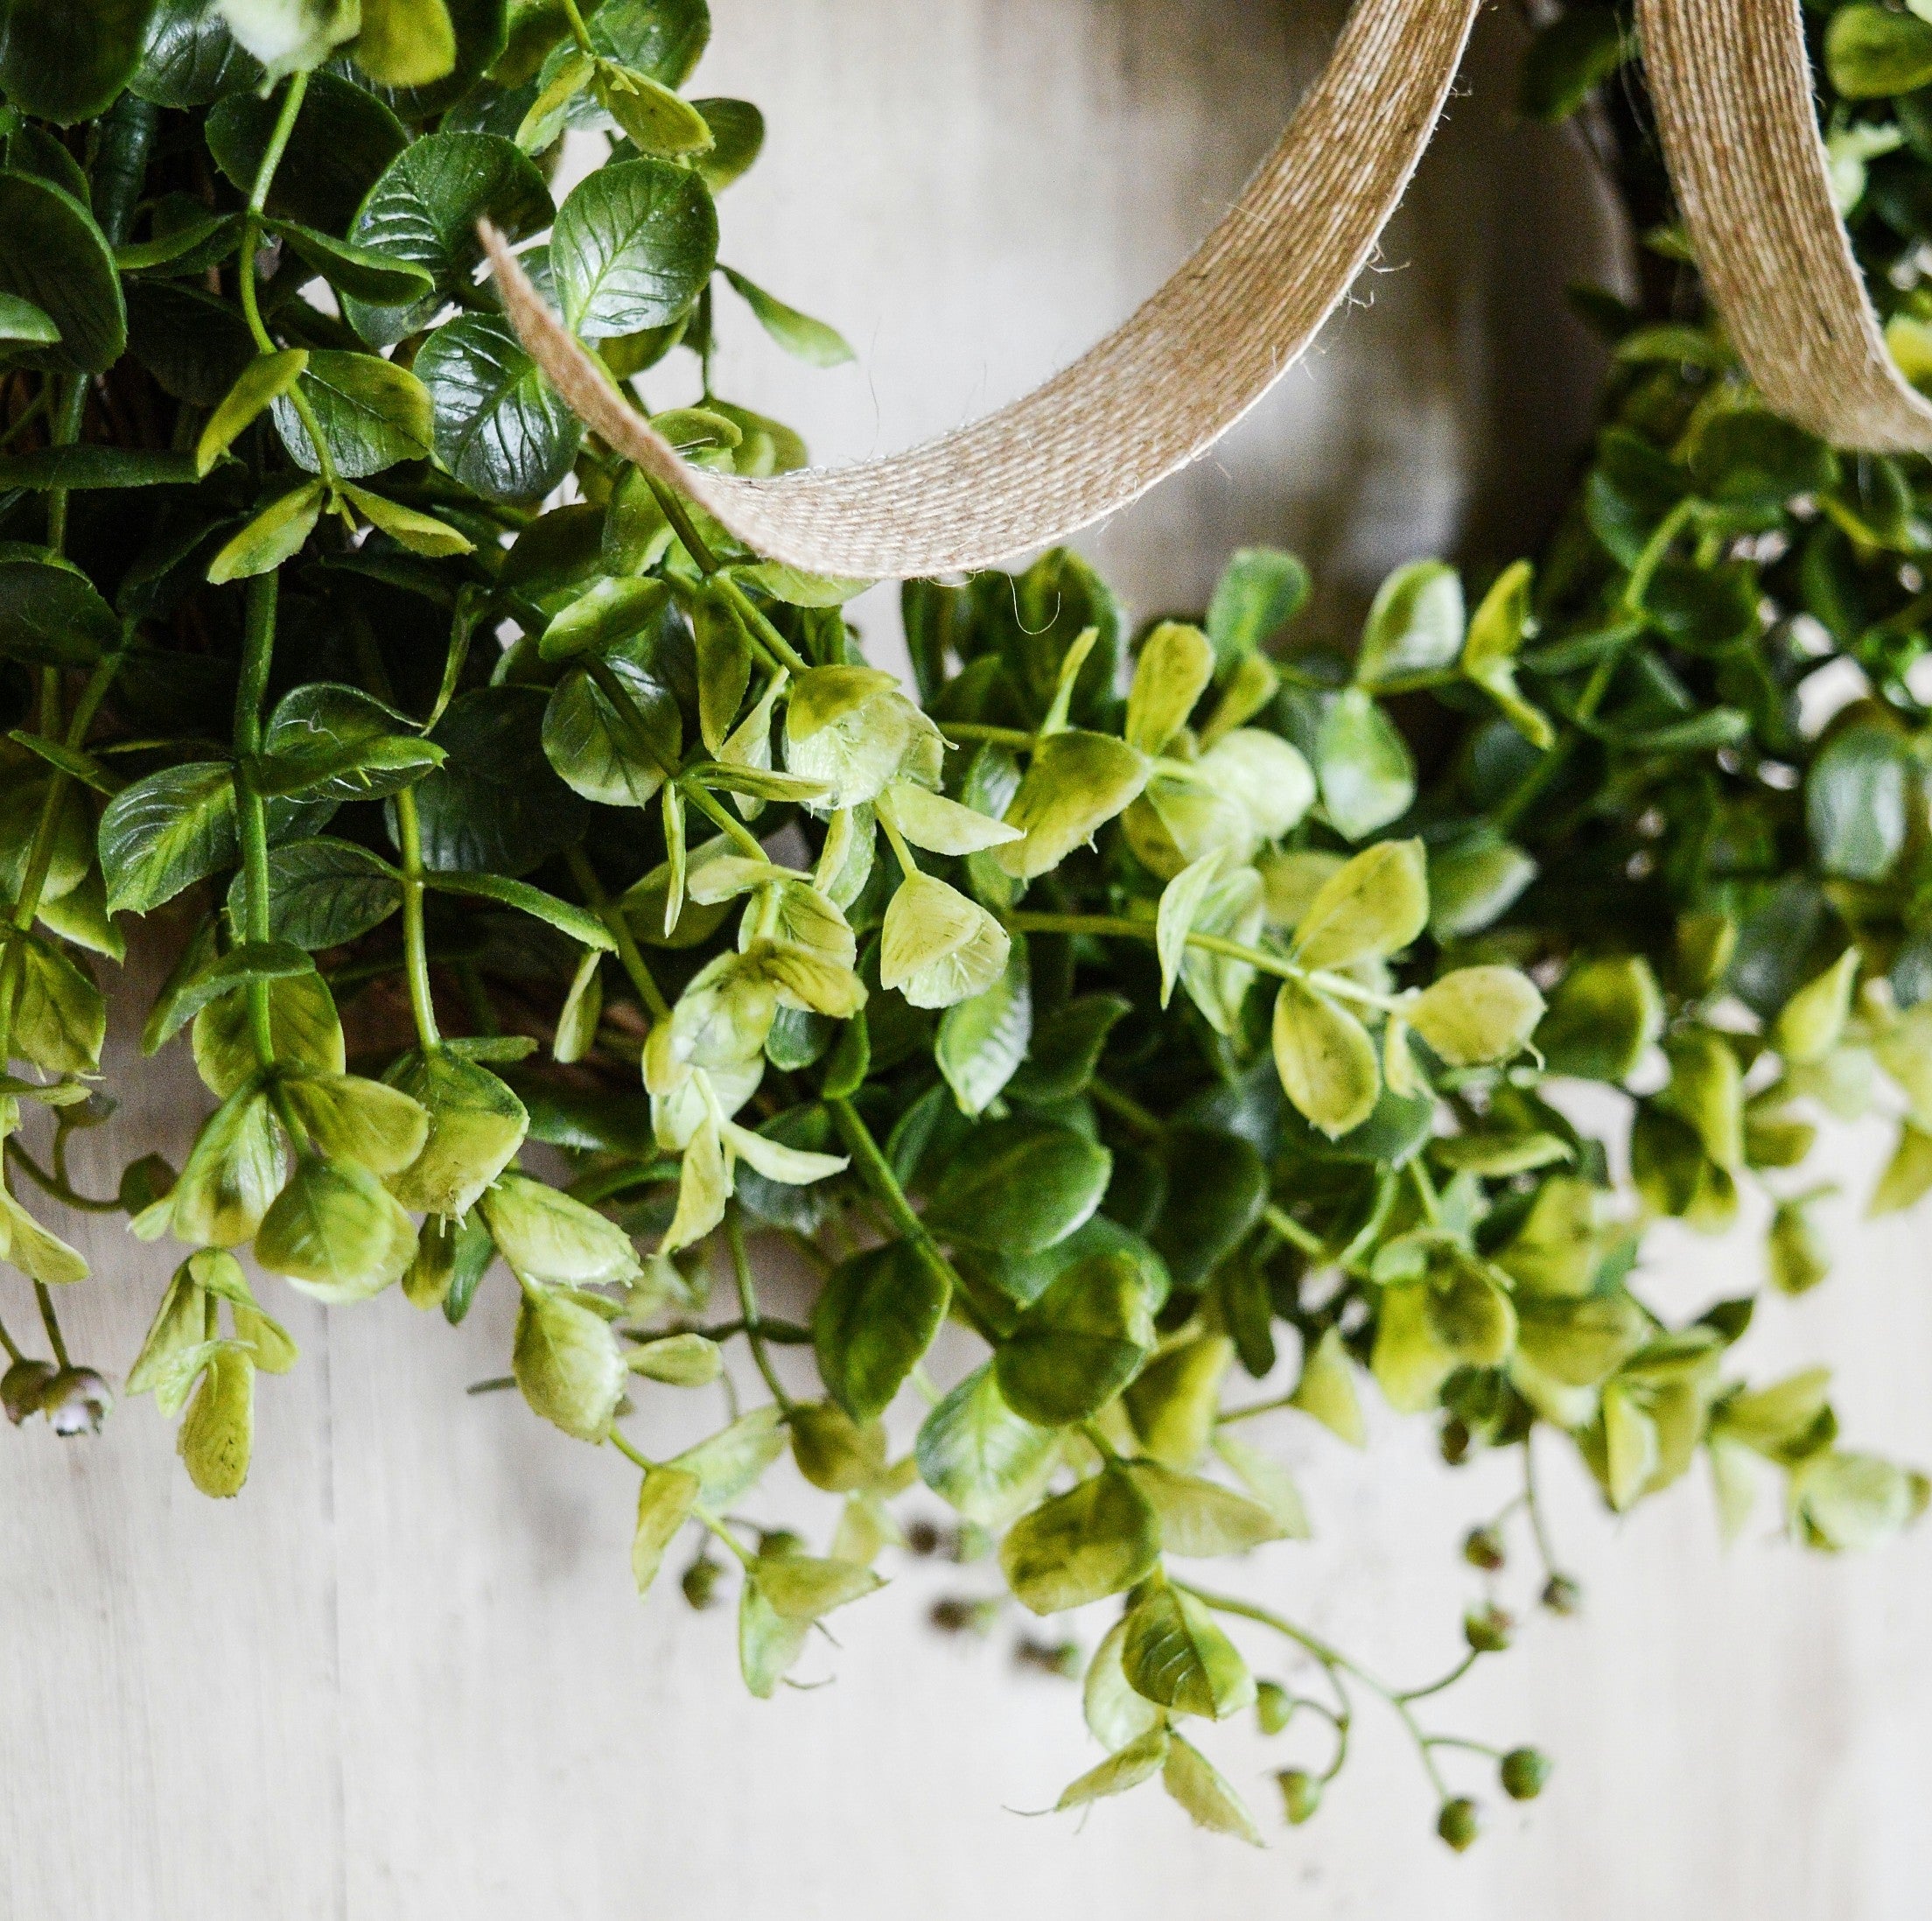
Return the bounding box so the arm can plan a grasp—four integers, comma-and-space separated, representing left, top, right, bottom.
609, 1424, 752, 1566
34, 1282, 69, 1369
725, 1206, 791, 1411
938, 722, 1036, 750
0, 1309, 21, 1364
234, 574, 280, 1074
878, 808, 919, 880
827, 1095, 992, 1339
584, 658, 767, 860
45, 375, 87, 556
1522, 1434, 1564, 1582
1264, 1202, 1326, 1259
1088, 1078, 1165, 1141
558, 0, 597, 54
566, 846, 669, 1021
394, 786, 441, 1048
1004, 914, 1407, 1013
1396, 1649, 1477, 1704
5, 1139, 121, 1213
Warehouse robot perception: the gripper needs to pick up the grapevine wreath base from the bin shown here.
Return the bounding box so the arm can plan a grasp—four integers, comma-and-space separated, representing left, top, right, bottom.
0, 0, 1927, 1855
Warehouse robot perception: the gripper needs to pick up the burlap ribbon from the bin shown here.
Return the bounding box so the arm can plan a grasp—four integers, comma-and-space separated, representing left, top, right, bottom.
485, 0, 1918, 579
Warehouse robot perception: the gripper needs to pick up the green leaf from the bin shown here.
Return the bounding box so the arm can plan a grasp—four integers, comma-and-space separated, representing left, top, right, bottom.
1006, 992, 1130, 1105
1125, 621, 1215, 757
596, 63, 714, 157
135, 0, 263, 106
1773, 949, 1859, 1065
878, 871, 1011, 1010
1130, 1456, 1291, 1554
424, 869, 617, 950
0, 0, 158, 122
1123, 1334, 1233, 1469
352, 0, 458, 85
1288, 1325, 1366, 1445
1205, 546, 1307, 668
541, 575, 674, 662
385, 1048, 528, 1217
996, 730, 1149, 880
278, 1070, 429, 1177
924, 1118, 1112, 1255
1161, 1735, 1263, 1846
198, 348, 310, 476
738, 1570, 809, 1698
1809, 720, 1909, 881
1828, 4, 1932, 98
671, 1404, 787, 1507
1536, 954, 1662, 1082
340, 486, 473, 557
632, 1465, 699, 1596
207, 70, 403, 228
750, 1551, 883, 1622
344, 130, 552, 347
999, 1468, 1160, 1615
480, 1170, 640, 1286
814, 1238, 948, 1424
994, 1250, 1154, 1427
415, 311, 582, 502
1290, 837, 1427, 972
1409, 965, 1545, 1067
0, 170, 124, 372
272, 350, 433, 479
256, 1154, 418, 1304
1271, 978, 1380, 1137
191, 970, 342, 1097
511, 1281, 626, 1441
0, 559, 118, 668
1315, 687, 1414, 841
936, 935, 1031, 1114
206, 480, 327, 583
178, 1347, 254, 1498
1358, 559, 1463, 686
0, 292, 57, 344
1055, 1727, 1171, 1812
691, 96, 763, 191
721, 266, 853, 367
1521, 2, 1628, 119
1122, 1578, 1255, 1720
553, 156, 718, 338
99, 761, 236, 915
915, 1363, 1060, 1526
153, 940, 317, 1052
214, 0, 360, 74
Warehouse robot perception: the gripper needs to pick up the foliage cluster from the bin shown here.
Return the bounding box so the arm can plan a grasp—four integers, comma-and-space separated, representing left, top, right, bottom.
0, 0, 1926, 1852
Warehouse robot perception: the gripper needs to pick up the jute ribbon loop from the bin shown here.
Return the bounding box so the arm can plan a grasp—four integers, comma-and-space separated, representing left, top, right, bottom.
486, 0, 1925, 580
1636, 0, 1932, 452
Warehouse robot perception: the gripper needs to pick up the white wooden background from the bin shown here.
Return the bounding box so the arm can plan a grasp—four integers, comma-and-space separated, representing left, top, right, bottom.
4, 4, 1931, 1916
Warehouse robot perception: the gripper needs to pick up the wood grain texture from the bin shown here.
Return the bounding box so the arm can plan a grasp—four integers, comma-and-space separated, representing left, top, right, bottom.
6, 4, 1927, 1917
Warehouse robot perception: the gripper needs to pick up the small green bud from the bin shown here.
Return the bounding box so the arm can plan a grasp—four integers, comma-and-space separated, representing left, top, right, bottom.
1014, 1637, 1082, 1678
1463, 1524, 1507, 1571
904, 1518, 944, 1557
1541, 1573, 1583, 1616
1500, 1747, 1551, 1800
1464, 1602, 1515, 1653
1440, 1418, 1472, 1466
759, 1528, 805, 1559
0, 1357, 55, 1425
1255, 1679, 1296, 1736
680, 1554, 722, 1610
1276, 1768, 1322, 1825
1438, 1797, 1481, 1851
118, 1152, 177, 1216
930, 1595, 1000, 1636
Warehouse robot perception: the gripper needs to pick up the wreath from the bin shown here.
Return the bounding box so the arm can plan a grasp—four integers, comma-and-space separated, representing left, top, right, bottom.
0, 0, 1926, 1853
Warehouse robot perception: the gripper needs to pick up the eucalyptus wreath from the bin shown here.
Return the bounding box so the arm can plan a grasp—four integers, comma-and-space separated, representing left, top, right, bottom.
0, 0, 1928, 1856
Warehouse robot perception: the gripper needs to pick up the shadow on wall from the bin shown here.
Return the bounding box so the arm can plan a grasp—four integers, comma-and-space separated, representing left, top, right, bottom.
701, 0, 1628, 642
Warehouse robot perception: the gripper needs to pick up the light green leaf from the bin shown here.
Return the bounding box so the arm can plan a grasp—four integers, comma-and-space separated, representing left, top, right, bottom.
995, 1250, 1155, 1427
1409, 965, 1545, 1067
1126, 620, 1215, 755
1271, 978, 1380, 1137
1290, 837, 1427, 971
632, 1465, 699, 1596
915, 1363, 1060, 1526
1123, 1578, 1256, 1720
721, 265, 853, 366
512, 1281, 626, 1441
999, 1468, 1160, 1615
936, 935, 1031, 1115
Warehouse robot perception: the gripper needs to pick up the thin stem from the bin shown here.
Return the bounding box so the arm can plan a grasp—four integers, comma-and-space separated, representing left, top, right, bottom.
394, 786, 441, 1048
726, 1206, 792, 1411
1408, 1157, 1442, 1225
827, 1095, 991, 1340
567, 846, 669, 1021
34, 1283, 69, 1370
234, 574, 279, 1073
45, 375, 87, 555
0, 1308, 21, 1364
6, 1139, 121, 1213
1522, 1433, 1564, 1582
1396, 1649, 1477, 1704
609, 1424, 752, 1567
1264, 1202, 1326, 1258
714, 576, 810, 677
558, 0, 598, 54
1088, 1078, 1165, 1141
938, 722, 1036, 750
584, 658, 766, 859
878, 808, 919, 880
